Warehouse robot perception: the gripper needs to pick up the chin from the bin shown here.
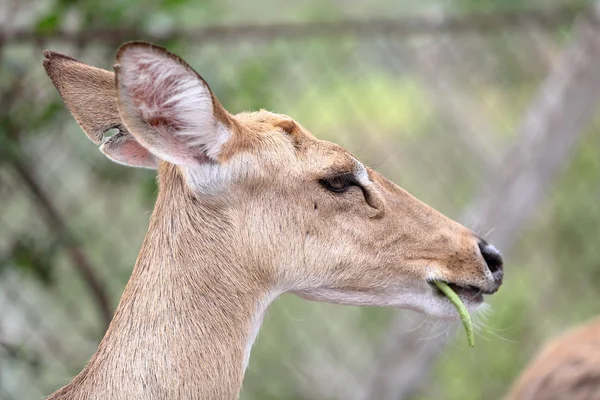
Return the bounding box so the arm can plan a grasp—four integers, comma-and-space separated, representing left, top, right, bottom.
294, 282, 488, 319
420, 290, 488, 320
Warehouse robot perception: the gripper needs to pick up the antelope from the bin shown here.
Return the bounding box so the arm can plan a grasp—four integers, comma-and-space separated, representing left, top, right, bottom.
43, 42, 504, 400
506, 317, 600, 400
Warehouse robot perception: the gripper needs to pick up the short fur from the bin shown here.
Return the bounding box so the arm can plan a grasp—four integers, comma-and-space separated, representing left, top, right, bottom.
43, 51, 157, 168
506, 317, 600, 400
43, 42, 503, 400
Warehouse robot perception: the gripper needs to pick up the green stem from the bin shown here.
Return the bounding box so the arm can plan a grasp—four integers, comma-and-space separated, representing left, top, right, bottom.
434, 281, 474, 347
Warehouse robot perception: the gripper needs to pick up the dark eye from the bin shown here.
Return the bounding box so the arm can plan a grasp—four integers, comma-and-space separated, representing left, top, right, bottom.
320, 173, 357, 193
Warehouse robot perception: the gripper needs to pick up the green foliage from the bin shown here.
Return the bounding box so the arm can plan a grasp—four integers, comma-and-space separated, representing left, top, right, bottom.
291, 74, 432, 140
454, 0, 527, 12
222, 57, 282, 112
453, 0, 590, 12
548, 126, 600, 303
35, 12, 62, 35
140, 174, 160, 205
2, 237, 59, 286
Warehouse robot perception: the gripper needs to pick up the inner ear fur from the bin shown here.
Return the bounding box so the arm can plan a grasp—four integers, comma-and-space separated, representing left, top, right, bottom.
113, 41, 238, 166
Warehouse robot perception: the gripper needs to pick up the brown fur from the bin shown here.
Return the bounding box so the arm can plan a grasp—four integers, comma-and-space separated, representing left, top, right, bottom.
43, 51, 124, 145
43, 43, 502, 400
43, 51, 157, 168
506, 317, 600, 400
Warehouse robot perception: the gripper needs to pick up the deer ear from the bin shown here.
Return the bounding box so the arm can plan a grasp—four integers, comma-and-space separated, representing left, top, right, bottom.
43, 51, 158, 169
114, 42, 234, 166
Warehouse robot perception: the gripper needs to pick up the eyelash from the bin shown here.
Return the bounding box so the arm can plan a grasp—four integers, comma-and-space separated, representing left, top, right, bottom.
319, 173, 359, 193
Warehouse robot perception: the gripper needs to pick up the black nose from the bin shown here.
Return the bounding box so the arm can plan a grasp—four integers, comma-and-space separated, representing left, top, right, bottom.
478, 240, 503, 282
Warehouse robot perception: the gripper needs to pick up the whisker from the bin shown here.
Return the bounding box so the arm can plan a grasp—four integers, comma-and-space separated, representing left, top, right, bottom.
405, 316, 429, 332
481, 329, 518, 344
483, 227, 497, 240
418, 322, 453, 342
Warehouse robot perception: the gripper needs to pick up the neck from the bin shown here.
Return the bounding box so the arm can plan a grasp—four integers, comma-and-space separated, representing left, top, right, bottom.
48, 165, 276, 400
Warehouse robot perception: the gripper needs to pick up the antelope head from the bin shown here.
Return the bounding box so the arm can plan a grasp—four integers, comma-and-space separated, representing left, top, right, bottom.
43, 42, 503, 399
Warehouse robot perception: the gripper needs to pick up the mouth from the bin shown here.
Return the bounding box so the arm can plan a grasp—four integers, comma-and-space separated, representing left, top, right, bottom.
430, 281, 489, 304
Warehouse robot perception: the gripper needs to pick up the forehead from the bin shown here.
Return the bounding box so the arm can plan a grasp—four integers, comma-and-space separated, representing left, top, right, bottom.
233, 110, 359, 174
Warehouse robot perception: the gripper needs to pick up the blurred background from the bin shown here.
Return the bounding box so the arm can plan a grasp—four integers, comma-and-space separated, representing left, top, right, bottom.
1, 0, 599, 399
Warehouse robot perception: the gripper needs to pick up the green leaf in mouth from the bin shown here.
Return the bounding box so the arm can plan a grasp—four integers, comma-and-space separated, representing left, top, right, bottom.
434, 281, 474, 347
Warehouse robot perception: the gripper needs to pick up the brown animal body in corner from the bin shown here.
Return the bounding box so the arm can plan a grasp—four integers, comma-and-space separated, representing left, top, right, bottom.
506, 317, 600, 400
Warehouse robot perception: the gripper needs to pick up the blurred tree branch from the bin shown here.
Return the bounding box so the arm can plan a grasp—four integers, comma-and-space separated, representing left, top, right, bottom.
0, 336, 42, 373
0, 69, 113, 330
0, 5, 586, 45
414, 39, 502, 168
358, 6, 600, 400
8, 156, 113, 329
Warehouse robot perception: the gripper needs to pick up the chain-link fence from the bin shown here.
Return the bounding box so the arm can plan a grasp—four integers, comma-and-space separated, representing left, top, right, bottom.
2, 4, 600, 400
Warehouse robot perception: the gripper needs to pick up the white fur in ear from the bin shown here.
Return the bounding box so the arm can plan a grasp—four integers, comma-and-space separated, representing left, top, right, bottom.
115, 42, 231, 166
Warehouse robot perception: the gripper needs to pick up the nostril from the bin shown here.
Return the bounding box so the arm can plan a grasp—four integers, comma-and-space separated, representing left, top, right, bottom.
478, 240, 504, 279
